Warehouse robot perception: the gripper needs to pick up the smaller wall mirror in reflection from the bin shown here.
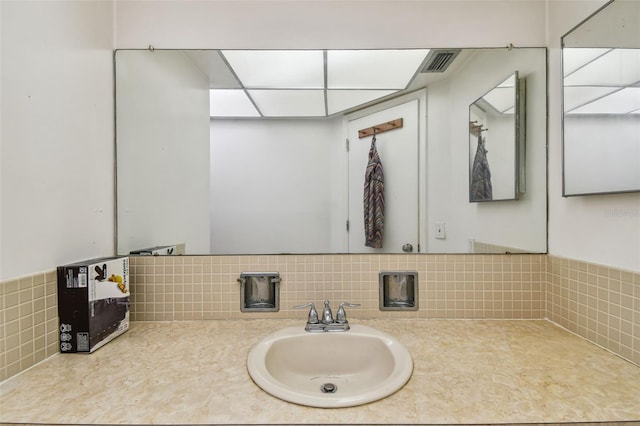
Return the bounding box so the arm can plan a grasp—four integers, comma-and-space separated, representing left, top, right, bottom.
469, 72, 525, 202
562, 0, 640, 196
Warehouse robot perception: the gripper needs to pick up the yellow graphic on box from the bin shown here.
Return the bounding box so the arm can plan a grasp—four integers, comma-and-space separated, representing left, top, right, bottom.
108, 274, 128, 294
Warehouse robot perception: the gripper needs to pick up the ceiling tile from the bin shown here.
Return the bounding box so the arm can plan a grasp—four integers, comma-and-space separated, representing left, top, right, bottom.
569, 87, 640, 114
222, 50, 324, 89
248, 90, 326, 117
327, 49, 429, 89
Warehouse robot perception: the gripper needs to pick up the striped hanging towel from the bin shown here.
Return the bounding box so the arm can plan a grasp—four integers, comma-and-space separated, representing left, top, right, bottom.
364, 135, 384, 248
470, 133, 493, 201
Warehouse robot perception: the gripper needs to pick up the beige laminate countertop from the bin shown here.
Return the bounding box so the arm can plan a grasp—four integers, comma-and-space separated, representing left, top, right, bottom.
1, 319, 640, 425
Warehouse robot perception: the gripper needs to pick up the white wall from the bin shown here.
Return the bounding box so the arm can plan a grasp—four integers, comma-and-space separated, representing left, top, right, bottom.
3, 0, 634, 280
116, 50, 211, 255
1, 0, 115, 280
114, 1, 547, 49
547, 0, 640, 272
209, 118, 344, 254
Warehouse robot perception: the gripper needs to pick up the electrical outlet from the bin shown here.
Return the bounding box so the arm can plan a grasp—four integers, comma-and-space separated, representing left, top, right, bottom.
435, 222, 446, 239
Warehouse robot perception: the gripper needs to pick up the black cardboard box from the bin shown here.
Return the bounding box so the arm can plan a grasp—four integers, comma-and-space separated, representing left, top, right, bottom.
57, 256, 130, 353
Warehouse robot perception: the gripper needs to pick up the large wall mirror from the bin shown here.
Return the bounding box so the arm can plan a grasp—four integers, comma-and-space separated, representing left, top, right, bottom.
115, 47, 547, 255
562, 0, 640, 196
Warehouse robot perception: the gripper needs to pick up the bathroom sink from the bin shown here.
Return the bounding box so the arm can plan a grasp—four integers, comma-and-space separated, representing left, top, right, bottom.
247, 324, 413, 408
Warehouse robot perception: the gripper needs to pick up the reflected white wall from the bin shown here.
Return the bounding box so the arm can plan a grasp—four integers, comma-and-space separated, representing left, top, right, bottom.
116, 50, 211, 254
427, 48, 547, 253
210, 118, 344, 254
564, 115, 640, 195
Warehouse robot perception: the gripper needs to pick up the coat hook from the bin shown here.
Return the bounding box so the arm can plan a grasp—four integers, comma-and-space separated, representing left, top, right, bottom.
148, 45, 155, 52
507, 43, 514, 51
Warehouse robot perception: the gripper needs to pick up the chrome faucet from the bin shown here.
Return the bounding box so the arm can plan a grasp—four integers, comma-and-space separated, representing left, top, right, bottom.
321, 299, 334, 324
294, 300, 360, 332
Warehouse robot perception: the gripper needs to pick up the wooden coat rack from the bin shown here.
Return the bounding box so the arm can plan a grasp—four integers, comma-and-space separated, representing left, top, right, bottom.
358, 118, 403, 138
469, 121, 488, 137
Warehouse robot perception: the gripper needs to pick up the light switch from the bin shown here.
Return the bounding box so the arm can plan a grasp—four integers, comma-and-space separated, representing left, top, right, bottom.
435, 222, 446, 239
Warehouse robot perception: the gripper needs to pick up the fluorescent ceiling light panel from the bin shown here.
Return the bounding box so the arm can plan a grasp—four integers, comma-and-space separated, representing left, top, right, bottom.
327, 90, 397, 115
563, 48, 611, 76
248, 90, 326, 116
564, 48, 640, 87
570, 87, 640, 114
210, 89, 260, 117
222, 50, 324, 89
482, 87, 514, 114
327, 49, 430, 89
563, 86, 621, 112
497, 74, 515, 88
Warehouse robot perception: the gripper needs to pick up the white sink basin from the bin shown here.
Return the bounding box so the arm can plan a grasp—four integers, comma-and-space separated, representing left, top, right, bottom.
247, 324, 413, 408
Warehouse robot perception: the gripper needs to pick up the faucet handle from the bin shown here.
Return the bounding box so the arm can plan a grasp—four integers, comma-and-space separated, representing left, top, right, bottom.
293, 302, 314, 309
293, 302, 319, 324
335, 302, 361, 324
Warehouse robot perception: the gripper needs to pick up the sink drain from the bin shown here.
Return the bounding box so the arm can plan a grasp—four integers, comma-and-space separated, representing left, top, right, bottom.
320, 383, 337, 393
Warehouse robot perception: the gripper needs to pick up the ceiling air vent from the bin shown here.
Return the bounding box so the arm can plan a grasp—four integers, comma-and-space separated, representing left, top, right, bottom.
420, 49, 461, 73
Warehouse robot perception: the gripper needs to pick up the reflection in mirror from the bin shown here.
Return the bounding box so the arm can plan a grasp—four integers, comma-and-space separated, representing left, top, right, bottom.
209, 49, 430, 117
115, 48, 547, 255
469, 72, 525, 202
562, 0, 640, 196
